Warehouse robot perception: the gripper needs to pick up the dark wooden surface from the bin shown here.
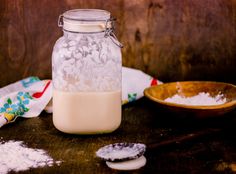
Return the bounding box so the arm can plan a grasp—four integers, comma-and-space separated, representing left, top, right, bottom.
1, 0, 236, 86
0, 98, 236, 174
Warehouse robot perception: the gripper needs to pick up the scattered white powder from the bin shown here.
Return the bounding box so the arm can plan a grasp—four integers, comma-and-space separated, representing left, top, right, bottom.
164, 92, 227, 106
0, 140, 61, 174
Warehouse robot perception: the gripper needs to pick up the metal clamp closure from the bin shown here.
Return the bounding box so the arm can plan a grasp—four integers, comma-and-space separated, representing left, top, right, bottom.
58, 15, 123, 48
58, 15, 63, 27
105, 18, 123, 48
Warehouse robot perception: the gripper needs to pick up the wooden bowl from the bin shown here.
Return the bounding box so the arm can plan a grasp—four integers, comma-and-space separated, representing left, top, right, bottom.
144, 81, 236, 118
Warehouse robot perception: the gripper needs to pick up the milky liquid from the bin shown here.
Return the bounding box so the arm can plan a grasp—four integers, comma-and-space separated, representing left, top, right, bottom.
53, 90, 121, 134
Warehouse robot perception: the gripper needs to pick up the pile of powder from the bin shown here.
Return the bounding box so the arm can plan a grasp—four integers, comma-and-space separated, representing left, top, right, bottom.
0, 139, 61, 174
164, 92, 226, 106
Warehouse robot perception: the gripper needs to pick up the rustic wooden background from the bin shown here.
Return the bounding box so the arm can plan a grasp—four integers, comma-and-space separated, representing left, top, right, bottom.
0, 0, 236, 87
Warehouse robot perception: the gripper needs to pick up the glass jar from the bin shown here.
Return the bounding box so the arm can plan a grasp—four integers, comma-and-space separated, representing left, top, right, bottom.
52, 9, 122, 134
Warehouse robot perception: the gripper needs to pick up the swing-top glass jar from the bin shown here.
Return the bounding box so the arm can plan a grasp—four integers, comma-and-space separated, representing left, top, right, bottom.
52, 9, 122, 134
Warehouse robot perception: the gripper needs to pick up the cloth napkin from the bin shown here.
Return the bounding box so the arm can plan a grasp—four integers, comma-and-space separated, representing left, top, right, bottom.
0, 77, 52, 127
122, 67, 162, 104
0, 67, 162, 127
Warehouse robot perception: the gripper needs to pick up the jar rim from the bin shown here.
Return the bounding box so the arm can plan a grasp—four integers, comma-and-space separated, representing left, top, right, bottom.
58, 9, 123, 47
63, 9, 110, 21
58, 9, 112, 33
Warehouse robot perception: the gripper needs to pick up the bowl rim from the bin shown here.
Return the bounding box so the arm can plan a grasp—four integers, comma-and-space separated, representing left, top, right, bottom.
144, 81, 236, 110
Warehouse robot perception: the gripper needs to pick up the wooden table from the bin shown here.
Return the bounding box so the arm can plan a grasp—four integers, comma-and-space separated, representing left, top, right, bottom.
0, 98, 236, 173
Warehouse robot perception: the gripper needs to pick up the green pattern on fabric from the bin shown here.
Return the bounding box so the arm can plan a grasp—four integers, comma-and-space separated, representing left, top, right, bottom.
0, 92, 32, 117
128, 93, 137, 102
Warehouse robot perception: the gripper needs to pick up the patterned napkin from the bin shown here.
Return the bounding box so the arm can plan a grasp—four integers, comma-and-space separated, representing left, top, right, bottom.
0, 67, 162, 127
122, 67, 162, 104
0, 77, 52, 127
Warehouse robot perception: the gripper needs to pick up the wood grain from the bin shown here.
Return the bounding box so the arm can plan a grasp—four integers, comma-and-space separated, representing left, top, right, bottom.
0, 0, 236, 87
0, 98, 235, 173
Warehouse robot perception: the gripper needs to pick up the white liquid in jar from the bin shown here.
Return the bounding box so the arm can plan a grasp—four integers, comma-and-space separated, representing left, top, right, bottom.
53, 90, 121, 134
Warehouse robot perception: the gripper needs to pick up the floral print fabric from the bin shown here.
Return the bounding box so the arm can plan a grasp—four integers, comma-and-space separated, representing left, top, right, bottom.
0, 92, 32, 118
0, 77, 52, 127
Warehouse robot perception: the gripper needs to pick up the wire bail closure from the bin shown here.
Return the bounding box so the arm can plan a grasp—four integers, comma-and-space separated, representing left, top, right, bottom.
58, 14, 63, 27
105, 18, 123, 48
58, 15, 123, 48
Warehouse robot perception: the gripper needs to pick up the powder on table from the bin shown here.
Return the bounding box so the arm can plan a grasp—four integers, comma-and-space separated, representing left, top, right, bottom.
164, 92, 226, 106
0, 140, 61, 174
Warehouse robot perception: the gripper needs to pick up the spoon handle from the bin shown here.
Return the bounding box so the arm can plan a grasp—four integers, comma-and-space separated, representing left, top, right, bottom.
32, 81, 51, 98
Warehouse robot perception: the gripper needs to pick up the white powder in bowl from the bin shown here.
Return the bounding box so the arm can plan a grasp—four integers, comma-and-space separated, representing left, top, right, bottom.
164, 92, 227, 106
0, 139, 61, 174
